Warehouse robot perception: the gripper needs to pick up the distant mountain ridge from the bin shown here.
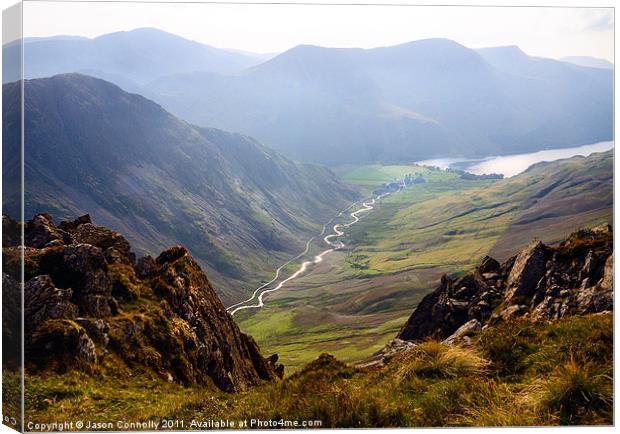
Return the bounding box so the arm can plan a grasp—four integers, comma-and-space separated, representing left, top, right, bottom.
2, 73, 358, 303
145, 38, 612, 164
560, 56, 613, 70
6, 29, 612, 164
3, 28, 266, 86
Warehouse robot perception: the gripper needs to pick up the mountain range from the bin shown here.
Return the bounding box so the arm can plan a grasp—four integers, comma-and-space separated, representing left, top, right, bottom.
4, 28, 612, 164
2, 73, 357, 303
146, 40, 612, 163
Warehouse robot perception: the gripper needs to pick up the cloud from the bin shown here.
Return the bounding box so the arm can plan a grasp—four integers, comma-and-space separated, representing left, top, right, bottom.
583, 9, 613, 32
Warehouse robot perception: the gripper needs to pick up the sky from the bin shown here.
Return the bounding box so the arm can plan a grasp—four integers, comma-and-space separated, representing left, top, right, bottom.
20, 0, 614, 62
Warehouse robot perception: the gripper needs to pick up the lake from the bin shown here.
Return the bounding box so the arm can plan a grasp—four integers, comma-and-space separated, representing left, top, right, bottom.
416, 141, 614, 177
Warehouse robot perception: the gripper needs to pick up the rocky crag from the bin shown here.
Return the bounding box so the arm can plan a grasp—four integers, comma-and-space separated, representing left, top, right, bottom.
399, 225, 613, 343
362, 225, 613, 368
2, 214, 283, 392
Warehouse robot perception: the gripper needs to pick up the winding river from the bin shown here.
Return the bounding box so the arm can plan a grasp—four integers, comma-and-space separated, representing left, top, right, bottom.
227, 190, 396, 316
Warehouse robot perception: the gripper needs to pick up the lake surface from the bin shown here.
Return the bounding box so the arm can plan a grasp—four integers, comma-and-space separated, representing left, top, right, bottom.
416, 141, 614, 177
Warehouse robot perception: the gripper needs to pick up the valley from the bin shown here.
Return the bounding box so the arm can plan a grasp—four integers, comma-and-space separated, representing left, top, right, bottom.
235, 150, 613, 370
228, 190, 397, 316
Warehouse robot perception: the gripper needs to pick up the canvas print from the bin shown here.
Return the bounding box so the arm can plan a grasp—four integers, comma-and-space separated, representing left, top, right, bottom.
1, 1, 614, 430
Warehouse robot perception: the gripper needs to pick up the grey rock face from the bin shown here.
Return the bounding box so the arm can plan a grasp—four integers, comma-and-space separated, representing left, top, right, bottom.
398, 226, 613, 344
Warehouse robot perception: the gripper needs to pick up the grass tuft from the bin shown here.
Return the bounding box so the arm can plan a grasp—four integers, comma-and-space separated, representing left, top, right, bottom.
533, 356, 613, 425
396, 341, 489, 379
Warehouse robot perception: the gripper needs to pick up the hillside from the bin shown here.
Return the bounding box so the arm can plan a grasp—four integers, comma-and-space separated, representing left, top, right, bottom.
347, 151, 613, 275
1, 74, 358, 303
144, 38, 612, 163
19, 223, 613, 427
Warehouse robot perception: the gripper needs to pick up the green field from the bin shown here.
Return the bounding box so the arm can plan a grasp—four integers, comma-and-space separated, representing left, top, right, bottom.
236, 152, 613, 371
341, 164, 457, 186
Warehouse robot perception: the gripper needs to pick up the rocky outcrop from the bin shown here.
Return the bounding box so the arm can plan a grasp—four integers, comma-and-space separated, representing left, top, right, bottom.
356, 338, 417, 370
24, 275, 79, 333
398, 225, 613, 344
2, 214, 283, 392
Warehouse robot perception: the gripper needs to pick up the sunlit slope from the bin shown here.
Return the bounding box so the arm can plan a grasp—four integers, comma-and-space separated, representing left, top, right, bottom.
346, 151, 612, 274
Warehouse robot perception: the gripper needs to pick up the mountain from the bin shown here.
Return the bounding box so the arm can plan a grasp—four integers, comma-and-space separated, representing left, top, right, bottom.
2, 74, 358, 303
144, 39, 612, 164
2, 28, 266, 87
560, 56, 613, 70
2, 213, 283, 391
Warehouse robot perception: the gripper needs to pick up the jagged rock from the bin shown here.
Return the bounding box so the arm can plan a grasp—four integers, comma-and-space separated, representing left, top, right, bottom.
478, 255, 500, 273
490, 304, 528, 324
135, 255, 158, 279
104, 247, 132, 265
356, 338, 417, 369
25, 214, 73, 248
505, 240, 547, 302
58, 214, 92, 232
574, 253, 613, 315
75, 318, 110, 347
24, 275, 78, 333
151, 247, 282, 391
600, 253, 613, 290
398, 226, 613, 343
72, 223, 134, 264
444, 319, 482, 345
156, 246, 189, 264
580, 250, 601, 281
29, 244, 114, 317
398, 274, 463, 341
266, 354, 285, 379
81, 294, 114, 317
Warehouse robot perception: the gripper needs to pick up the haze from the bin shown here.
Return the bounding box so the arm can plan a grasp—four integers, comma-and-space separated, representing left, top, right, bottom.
22, 1, 614, 62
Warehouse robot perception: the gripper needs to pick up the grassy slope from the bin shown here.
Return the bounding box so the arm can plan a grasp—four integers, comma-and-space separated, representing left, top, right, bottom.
347, 151, 612, 274
236, 152, 612, 371
25, 313, 612, 427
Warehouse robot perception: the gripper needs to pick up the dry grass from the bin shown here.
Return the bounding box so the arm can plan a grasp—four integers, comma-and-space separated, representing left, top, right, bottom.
24, 313, 613, 428
395, 340, 489, 380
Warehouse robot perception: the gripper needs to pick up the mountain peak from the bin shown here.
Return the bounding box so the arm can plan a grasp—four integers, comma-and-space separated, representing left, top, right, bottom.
479, 44, 526, 54
391, 37, 466, 49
